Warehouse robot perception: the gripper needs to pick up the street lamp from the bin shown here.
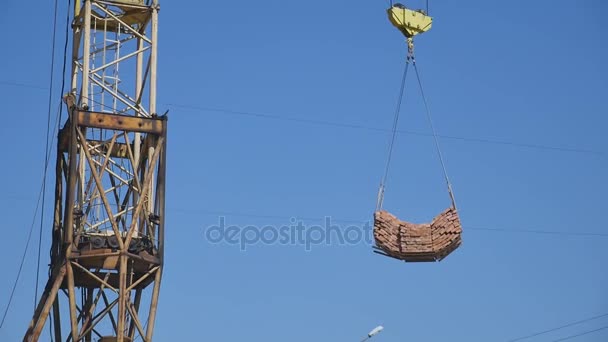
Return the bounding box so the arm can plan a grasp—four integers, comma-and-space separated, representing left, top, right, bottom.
360, 325, 384, 341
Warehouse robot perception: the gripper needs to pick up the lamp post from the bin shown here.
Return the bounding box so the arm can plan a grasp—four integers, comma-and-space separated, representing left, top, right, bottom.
360, 325, 384, 341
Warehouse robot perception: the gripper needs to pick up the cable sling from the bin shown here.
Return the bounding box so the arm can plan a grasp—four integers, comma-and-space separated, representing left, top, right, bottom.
376, 35, 457, 211
376, 56, 410, 211
412, 60, 457, 209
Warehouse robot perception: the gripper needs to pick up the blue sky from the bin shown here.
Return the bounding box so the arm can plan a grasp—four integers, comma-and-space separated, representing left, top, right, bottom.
1, 0, 607, 341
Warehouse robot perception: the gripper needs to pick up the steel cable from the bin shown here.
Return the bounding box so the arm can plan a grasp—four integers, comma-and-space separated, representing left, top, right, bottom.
413, 60, 457, 209
376, 57, 410, 211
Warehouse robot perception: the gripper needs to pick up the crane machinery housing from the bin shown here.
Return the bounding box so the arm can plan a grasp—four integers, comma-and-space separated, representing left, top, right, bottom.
24, 0, 167, 340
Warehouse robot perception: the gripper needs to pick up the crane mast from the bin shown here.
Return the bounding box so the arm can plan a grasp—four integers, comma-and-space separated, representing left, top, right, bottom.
24, 0, 167, 340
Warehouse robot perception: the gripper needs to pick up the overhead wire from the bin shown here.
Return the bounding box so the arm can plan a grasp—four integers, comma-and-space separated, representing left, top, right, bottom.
0, 81, 49, 90
507, 312, 608, 342
178, 208, 608, 238
0, 81, 602, 157
166, 103, 606, 157
169, 41, 607, 239
466, 226, 608, 237
552, 325, 608, 341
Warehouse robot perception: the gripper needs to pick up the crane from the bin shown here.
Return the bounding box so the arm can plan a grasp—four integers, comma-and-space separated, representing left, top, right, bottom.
24, 0, 167, 341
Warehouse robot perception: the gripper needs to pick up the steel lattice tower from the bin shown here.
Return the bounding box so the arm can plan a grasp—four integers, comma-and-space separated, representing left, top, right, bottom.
25, 0, 166, 340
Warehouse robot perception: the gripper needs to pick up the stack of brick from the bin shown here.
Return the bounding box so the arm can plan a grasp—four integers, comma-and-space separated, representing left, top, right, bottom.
373, 207, 462, 262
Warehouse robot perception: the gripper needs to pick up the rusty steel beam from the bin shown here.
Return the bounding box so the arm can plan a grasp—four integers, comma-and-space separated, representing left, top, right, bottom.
76, 111, 165, 134
23, 265, 66, 342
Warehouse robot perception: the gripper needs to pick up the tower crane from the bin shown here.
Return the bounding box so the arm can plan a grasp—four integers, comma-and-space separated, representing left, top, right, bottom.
24, 0, 167, 340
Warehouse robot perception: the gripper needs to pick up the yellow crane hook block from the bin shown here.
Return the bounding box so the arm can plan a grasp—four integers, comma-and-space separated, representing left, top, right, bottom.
373, 208, 462, 262
387, 3, 433, 38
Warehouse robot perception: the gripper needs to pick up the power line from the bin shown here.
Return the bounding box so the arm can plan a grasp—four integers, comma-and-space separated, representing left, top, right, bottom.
0, 80, 603, 157
0, 81, 48, 90
179, 208, 367, 225
175, 208, 608, 238
468, 226, 608, 237
166, 103, 605, 157
169, 103, 388, 132
507, 312, 608, 342
552, 325, 608, 341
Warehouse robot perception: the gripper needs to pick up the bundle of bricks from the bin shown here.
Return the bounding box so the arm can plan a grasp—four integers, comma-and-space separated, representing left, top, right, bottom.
373, 207, 462, 262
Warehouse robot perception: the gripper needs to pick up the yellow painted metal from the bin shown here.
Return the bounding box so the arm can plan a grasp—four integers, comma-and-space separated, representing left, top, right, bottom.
387, 4, 432, 38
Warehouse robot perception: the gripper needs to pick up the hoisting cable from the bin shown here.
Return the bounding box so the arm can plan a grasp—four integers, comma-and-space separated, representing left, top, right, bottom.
376, 54, 411, 211
412, 58, 457, 209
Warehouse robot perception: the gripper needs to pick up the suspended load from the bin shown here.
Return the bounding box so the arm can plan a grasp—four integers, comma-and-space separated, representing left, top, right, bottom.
374, 208, 462, 262
373, 3, 462, 262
